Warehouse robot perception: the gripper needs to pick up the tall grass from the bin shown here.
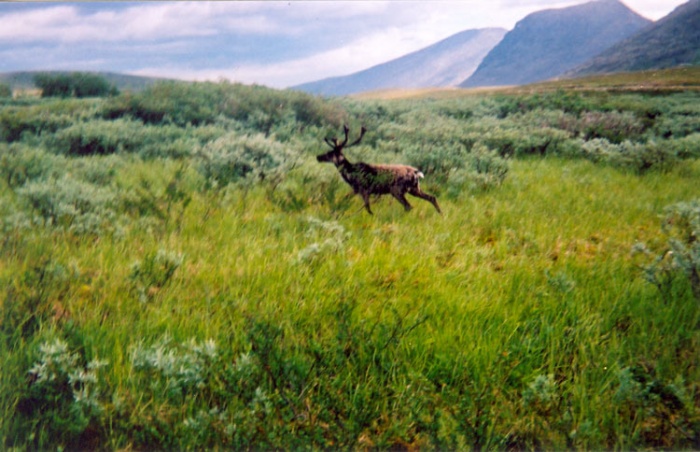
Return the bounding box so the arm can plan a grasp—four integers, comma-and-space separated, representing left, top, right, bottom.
2, 156, 699, 449
1, 78, 699, 449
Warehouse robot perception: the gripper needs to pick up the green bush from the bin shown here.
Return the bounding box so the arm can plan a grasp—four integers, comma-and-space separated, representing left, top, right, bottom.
0, 105, 74, 142
196, 132, 295, 188
577, 110, 646, 143
579, 138, 680, 173
51, 118, 217, 158
17, 176, 120, 234
0, 83, 11, 98
129, 249, 185, 302
102, 81, 346, 133
635, 200, 700, 302
52, 118, 142, 156
34, 72, 116, 98
0, 144, 66, 188
445, 144, 509, 198
1, 260, 79, 345
12, 338, 109, 448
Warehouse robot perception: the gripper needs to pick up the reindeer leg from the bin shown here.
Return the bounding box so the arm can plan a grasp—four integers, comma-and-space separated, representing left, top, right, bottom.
360, 192, 373, 215
391, 191, 413, 211
409, 187, 442, 214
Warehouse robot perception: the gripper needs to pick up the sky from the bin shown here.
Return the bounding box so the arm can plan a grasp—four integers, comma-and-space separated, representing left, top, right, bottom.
0, 0, 688, 88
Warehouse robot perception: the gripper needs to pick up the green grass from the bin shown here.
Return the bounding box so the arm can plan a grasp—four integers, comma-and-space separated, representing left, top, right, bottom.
2, 155, 699, 449
2, 77, 699, 449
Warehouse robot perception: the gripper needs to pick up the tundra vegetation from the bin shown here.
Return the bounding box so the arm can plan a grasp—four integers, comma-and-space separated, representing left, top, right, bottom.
1, 71, 699, 450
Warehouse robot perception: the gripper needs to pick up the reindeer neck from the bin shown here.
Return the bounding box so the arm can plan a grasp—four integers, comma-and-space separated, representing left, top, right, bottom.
336, 155, 359, 175
334, 154, 364, 186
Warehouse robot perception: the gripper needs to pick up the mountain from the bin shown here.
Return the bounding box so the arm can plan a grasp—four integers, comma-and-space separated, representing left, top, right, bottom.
568, 0, 700, 76
295, 28, 506, 96
460, 0, 651, 88
0, 71, 169, 92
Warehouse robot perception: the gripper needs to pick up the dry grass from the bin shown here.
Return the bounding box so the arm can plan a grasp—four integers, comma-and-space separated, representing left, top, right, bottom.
354, 66, 700, 100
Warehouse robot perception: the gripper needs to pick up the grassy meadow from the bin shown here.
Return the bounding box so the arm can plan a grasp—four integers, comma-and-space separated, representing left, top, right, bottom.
1, 73, 699, 449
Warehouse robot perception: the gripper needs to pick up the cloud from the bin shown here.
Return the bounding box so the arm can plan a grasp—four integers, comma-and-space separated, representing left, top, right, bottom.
0, 2, 291, 44
132, 27, 424, 88
0, 0, 690, 88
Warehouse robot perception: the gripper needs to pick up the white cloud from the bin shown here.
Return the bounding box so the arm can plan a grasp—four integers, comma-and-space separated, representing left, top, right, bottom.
624, 0, 688, 19
0, 0, 691, 87
0, 2, 290, 43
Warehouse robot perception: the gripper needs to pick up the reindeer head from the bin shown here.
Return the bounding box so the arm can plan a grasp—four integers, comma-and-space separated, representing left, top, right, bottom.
317, 125, 366, 165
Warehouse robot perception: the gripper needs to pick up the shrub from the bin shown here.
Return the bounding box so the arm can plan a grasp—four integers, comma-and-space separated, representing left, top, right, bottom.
577, 110, 646, 143
34, 72, 116, 98
445, 144, 509, 198
522, 374, 559, 415
103, 82, 218, 126
131, 335, 217, 400
579, 138, 680, 173
129, 249, 184, 302
404, 142, 469, 180
668, 133, 700, 160
0, 83, 11, 98
196, 133, 295, 188
13, 338, 108, 448
102, 81, 345, 132
480, 125, 570, 157
51, 118, 211, 158
0, 105, 73, 142
52, 118, 143, 156
613, 365, 691, 447
296, 216, 349, 264
1, 260, 79, 345
34, 73, 73, 98
634, 200, 700, 302
0, 144, 66, 188
71, 73, 118, 98
493, 91, 591, 117
653, 114, 700, 139
17, 176, 120, 234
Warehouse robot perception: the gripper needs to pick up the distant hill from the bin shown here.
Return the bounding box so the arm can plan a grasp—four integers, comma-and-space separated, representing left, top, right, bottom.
568, 0, 700, 77
460, 0, 651, 88
0, 71, 170, 93
295, 28, 506, 96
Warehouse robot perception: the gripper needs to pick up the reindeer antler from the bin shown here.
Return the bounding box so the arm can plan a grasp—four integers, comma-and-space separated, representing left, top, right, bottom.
324, 125, 365, 150
346, 126, 366, 148
324, 137, 337, 149
339, 125, 350, 147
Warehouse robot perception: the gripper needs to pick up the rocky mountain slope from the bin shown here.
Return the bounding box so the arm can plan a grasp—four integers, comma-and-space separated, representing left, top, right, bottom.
295, 28, 506, 96
460, 0, 651, 87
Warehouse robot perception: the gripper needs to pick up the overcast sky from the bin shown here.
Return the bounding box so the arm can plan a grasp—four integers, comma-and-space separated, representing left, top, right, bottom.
0, 1, 688, 88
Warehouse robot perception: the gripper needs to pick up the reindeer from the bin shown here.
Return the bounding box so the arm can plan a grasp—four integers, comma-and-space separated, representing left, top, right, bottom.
317, 126, 441, 215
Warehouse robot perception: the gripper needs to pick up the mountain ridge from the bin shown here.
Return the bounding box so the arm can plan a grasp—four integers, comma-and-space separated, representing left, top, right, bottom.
567, 0, 700, 76
294, 28, 506, 96
460, 0, 651, 87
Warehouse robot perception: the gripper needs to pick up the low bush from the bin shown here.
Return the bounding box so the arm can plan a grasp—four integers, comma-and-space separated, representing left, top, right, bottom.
0, 83, 11, 98
17, 176, 120, 235
129, 249, 185, 303
445, 144, 509, 198
52, 118, 143, 156
11, 338, 109, 448
196, 132, 296, 188
635, 199, 700, 302
35, 72, 117, 98
579, 138, 681, 173
0, 105, 74, 142
0, 144, 66, 188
